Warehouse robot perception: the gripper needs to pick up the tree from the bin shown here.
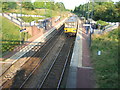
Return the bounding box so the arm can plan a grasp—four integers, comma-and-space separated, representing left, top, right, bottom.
73, 1, 120, 22
33, 2, 45, 9
33, 1, 66, 11
2, 2, 17, 11
59, 2, 66, 11
22, 2, 34, 10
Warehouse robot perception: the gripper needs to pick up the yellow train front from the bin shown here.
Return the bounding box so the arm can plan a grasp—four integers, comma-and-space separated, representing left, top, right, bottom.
64, 16, 78, 36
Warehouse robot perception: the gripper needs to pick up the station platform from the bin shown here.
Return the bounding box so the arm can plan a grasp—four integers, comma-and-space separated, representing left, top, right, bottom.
66, 18, 95, 88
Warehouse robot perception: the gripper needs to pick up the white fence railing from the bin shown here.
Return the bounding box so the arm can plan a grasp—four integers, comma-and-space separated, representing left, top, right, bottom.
94, 24, 118, 34
2, 13, 62, 29
104, 25, 118, 33
3, 13, 22, 26
9, 13, 45, 18
2, 13, 36, 27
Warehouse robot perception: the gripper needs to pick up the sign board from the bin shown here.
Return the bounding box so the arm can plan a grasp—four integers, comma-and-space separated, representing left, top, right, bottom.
20, 28, 26, 32
83, 24, 91, 27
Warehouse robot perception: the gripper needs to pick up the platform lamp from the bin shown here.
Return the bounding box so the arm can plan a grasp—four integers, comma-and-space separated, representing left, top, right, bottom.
89, 0, 94, 47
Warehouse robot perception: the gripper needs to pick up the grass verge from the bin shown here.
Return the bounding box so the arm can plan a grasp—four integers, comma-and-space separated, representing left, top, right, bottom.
20, 16, 45, 23
1, 16, 30, 54
8, 8, 64, 17
90, 27, 119, 88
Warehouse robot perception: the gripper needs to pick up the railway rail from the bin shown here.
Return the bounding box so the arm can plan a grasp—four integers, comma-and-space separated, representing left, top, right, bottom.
19, 31, 66, 89
2, 25, 75, 89
39, 37, 75, 88
2, 26, 64, 88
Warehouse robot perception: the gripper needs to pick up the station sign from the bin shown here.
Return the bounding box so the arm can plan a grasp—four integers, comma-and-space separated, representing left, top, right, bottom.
83, 24, 91, 27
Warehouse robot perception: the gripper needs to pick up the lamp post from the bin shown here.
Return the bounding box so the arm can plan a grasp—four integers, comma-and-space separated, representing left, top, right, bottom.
50, 0, 52, 27
44, 0, 47, 30
87, 1, 89, 20
82, 4, 84, 17
91, 0, 94, 19
89, 0, 95, 47
60, 2, 62, 20
19, 0, 22, 44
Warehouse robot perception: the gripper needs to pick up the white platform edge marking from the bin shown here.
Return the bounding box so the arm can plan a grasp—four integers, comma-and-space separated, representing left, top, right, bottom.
70, 19, 82, 67
80, 67, 93, 69
66, 18, 82, 88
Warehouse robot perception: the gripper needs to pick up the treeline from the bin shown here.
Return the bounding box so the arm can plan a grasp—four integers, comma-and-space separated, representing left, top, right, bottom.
2, 1, 66, 11
34, 2, 65, 11
73, 1, 120, 22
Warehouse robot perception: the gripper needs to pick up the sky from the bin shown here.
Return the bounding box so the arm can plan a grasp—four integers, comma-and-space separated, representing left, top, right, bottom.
54, 0, 120, 10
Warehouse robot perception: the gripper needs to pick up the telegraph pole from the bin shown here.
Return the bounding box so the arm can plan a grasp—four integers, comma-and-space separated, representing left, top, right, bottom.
91, 0, 94, 19
82, 3, 84, 17
87, 1, 89, 20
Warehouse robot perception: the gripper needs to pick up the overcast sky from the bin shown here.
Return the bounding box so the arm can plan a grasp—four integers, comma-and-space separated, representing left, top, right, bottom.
55, 0, 120, 10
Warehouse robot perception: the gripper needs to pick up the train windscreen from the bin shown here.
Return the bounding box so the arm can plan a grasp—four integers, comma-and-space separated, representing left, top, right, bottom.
65, 22, 76, 28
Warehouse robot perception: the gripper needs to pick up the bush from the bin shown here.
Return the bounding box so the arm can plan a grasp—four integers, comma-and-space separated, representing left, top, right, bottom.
90, 28, 119, 88
97, 20, 109, 29
20, 16, 45, 22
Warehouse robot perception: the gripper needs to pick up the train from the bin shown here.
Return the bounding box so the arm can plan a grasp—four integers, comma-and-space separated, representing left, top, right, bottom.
64, 15, 78, 36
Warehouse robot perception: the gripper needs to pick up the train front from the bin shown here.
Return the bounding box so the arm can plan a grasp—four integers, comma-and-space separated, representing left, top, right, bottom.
64, 16, 77, 36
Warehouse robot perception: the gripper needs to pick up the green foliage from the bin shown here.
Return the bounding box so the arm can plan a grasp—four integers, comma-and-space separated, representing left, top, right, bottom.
2, 2, 17, 11
2, 1, 67, 18
1, 16, 20, 53
45, 10, 52, 17
73, 1, 120, 22
2, 2, 8, 11
115, 1, 120, 8
33, 2, 65, 11
1, 16, 30, 53
20, 16, 45, 22
1, 16, 20, 40
96, 20, 109, 29
22, 2, 35, 10
90, 28, 119, 88
93, 2, 118, 21
34, 2, 45, 9
97, 20, 109, 26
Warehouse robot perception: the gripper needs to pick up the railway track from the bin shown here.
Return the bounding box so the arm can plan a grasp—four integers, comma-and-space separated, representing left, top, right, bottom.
2, 25, 75, 89
2, 26, 64, 88
19, 31, 66, 89
38, 37, 75, 88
